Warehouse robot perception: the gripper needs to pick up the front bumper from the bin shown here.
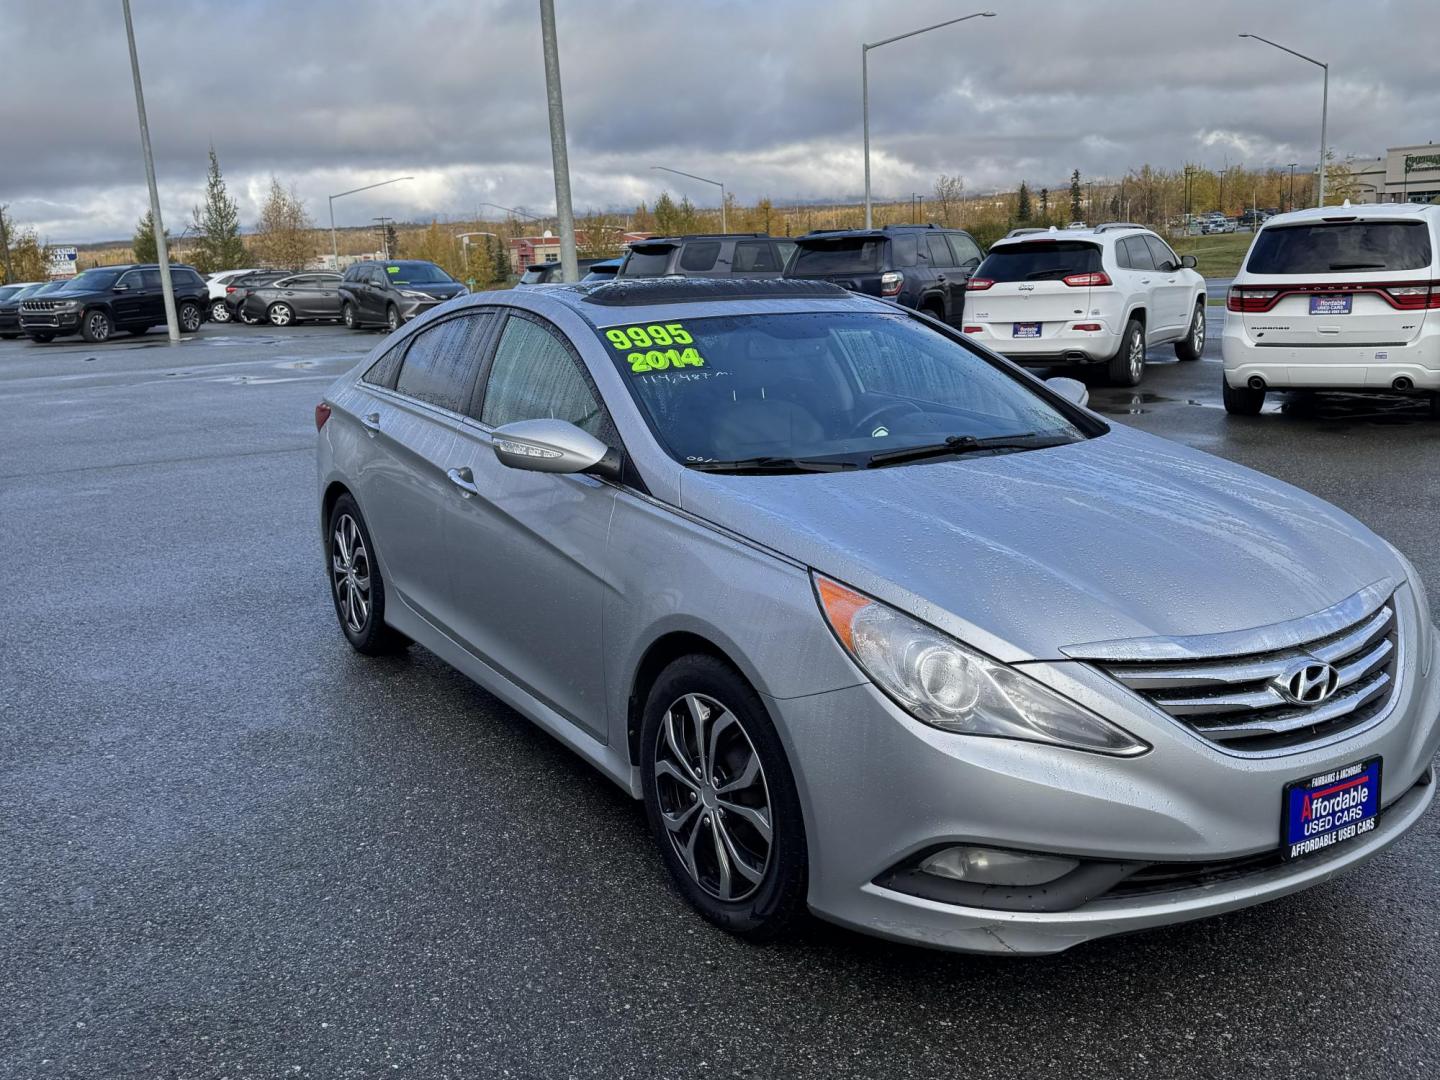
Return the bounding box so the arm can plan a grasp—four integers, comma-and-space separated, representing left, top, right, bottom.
19, 310, 81, 334
770, 613, 1440, 955
1222, 318, 1440, 390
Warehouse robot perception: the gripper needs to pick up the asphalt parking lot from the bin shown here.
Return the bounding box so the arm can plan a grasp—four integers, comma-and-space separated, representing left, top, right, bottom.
2, 314, 1437, 1080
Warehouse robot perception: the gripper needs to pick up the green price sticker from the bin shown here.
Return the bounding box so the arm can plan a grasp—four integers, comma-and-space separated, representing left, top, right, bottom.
627, 347, 705, 373
387, 266, 401, 274
604, 322, 694, 350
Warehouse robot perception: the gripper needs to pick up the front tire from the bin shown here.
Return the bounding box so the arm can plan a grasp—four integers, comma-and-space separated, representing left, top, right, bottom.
1107, 318, 1146, 387
1174, 301, 1206, 361
209, 299, 231, 323
342, 302, 360, 330
385, 304, 401, 332
640, 654, 807, 941
326, 494, 409, 656
81, 309, 113, 343
268, 302, 294, 327
1223, 378, 1266, 416
178, 301, 203, 333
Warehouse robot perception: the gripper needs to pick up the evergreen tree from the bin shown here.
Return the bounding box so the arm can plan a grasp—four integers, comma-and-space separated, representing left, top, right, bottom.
1040, 187, 1050, 220
653, 192, 680, 234
1016, 182, 1032, 223
1070, 169, 1083, 221
190, 146, 246, 274
491, 236, 511, 282
132, 210, 170, 263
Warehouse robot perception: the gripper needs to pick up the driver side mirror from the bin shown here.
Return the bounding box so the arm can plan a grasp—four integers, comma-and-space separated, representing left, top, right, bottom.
1180, 254, 1198, 269
491, 418, 619, 478
1045, 376, 1089, 408
112, 283, 129, 292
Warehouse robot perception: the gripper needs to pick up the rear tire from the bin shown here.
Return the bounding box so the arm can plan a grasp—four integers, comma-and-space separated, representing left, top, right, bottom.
326, 494, 410, 656
342, 302, 361, 330
81, 308, 113, 343
209, 299, 231, 323
1107, 318, 1146, 387
178, 301, 203, 333
640, 654, 808, 942
1223, 379, 1266, 416
1174, 301, 1206, 361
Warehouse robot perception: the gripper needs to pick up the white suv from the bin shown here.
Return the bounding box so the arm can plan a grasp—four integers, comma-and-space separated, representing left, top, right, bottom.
1221, 202, 1440, 415
963, 224, 1207, 386
204, 268, 262, 323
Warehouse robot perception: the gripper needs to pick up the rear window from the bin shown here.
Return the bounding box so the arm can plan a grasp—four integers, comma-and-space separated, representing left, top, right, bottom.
1246, 221, 1433, 275
519, 267, 551, 284
790, 238, 885, 275
624, 245, 676, 278
976, 241, 1102, 282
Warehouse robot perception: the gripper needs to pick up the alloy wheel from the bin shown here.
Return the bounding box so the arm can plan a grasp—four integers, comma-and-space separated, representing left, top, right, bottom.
653, 692, 772, 902
330, 514, 372, 634
179, 304, 201, 332
210, 301, 230, 323
1192, 309, 1205, 353
270, 303, 293, 326
386, 307, 400, 332
86, 311, 110, 341
1129, 330, 1145, 380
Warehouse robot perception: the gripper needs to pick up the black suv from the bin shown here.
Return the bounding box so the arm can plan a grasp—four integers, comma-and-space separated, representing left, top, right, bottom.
19, 264, 208, 343
338, 260, 467, 332
784, 224, 982, 326
618, 234, 798, 279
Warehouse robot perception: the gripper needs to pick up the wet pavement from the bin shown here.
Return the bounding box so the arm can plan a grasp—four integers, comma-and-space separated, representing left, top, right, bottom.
1, 317, 1437, 1080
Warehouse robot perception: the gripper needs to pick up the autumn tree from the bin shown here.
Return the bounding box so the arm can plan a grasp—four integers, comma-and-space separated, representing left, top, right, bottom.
0, 204, 13, 282
8, 230, 50, 282
578, 212, 624, 258
190, 146, 246, 274
1324, 150, 1363, 205
933, 174, 964, 227
252, 177, 315, 270
404, 219, 464, 279
132, 210, 171, 263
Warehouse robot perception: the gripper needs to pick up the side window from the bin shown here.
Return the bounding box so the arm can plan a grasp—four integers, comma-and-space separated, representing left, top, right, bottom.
393, 314, 493, 412
479, 316, 611, 440
947, 233, 983, 268
679, 242, 721, 273
889, 234, 919, 267
343, 266, 360, 283
140, 270, 163, 290
925, 234, 954, 267
731, 240, 779, 273
370, 268, 391, 287
1123, 236, 1156, 271
1144, 235, 1179, 271
362, 341, 407, 389
777, 240, 798, 269
117, 270, 145, 290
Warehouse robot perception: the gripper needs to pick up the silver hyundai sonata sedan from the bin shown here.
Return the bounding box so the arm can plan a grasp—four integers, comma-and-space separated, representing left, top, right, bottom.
315, 277, 1438, 955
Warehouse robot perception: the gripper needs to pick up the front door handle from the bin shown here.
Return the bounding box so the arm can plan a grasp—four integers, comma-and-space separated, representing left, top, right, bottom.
447, 466, 481, 497
360, 412, 381, 435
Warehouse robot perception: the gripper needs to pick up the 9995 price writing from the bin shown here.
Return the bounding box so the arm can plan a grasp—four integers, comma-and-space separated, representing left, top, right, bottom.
605, 323, 694, 349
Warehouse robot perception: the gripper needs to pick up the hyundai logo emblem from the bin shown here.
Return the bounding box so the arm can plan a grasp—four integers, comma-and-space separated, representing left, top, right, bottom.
1274, 660, 1340, 706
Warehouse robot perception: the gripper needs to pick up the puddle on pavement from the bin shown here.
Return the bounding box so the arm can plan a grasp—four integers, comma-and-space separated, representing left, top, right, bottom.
1091, 392, 1212, 416
1092, 388, 1436, 425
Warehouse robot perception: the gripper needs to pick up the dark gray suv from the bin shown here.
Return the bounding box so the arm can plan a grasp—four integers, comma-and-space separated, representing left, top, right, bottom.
618, 234, 798, 279
338, 260, 468, 332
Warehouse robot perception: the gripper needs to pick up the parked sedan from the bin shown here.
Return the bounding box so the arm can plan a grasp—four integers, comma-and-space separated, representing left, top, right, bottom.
241, 272, 344, 326
316, 277, 1438, 955
224, 270, 295, 324
0, 281, 45, 338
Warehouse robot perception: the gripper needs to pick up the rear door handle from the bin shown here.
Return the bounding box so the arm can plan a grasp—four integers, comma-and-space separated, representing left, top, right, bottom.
360, 412, 381, 435
447, 467, 481, 497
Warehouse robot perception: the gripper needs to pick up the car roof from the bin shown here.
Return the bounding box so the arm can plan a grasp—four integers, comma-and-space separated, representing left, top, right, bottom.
461, 275, 893, 329
1258, 202, 1438, 228
990, 224, 1149, 248
797, 224, 958, 241
630, 233, 771, 244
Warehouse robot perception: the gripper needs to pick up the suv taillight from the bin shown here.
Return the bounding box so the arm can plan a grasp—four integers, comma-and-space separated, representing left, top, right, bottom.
315, 402, 332, 431
1384, 283, 1440, 309
880, 271, 904, 297
966, 277, 994, 291
1062, 271, 1111, 287
225, 286, 236, 294
1227, 287, 1279, 312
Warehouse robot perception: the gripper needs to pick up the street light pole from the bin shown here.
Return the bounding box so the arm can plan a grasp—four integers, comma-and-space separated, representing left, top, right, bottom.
539, 0, 579, 283
328, 176, 414, 269
1287, 163, 1297, 212
121, 0, 178, 343
862, 11, 995, 229
650, 166, 728, 232
1238, 33, 1329, 207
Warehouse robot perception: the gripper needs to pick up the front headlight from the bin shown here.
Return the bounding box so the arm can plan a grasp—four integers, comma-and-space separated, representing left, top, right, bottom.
400, 289, 431, 300
57, 299, 81, 310
814, 574, 1148, 756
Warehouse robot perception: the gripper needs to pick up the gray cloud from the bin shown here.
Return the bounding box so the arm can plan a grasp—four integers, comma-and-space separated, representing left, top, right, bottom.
2, 0, 1437, 242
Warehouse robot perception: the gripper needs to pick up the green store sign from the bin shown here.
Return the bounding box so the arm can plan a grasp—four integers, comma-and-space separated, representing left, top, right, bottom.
1404, 153, 1440, 173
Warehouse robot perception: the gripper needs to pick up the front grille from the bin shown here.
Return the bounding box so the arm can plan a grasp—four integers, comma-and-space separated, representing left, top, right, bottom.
1097, 598, 1399, 754
21, 299, 60, 311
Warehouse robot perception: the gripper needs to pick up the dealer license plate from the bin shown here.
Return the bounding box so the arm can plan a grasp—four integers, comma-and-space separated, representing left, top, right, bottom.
1012, 322, 1041, 338
1282, 757, 1381, 860
1309, 295, 1352, 315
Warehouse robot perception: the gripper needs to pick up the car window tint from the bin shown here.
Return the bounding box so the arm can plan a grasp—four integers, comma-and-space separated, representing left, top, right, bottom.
948, 233, 983, 267
731, 241, 780, 273
1245, 221, 1433, 274
679, 242, 722, 273
976, 241, 1102, 281
777, 240, 798, 269
925, 234, 954, 267
1144, 235, 1179, 271
1121, 236, 1156, 271
889, 234, 918, 267
140, 270, 163, 289
790, 239, 883, 275
480, 316, 609, 439
362, 341, 408, 389
393, 314, 492, 412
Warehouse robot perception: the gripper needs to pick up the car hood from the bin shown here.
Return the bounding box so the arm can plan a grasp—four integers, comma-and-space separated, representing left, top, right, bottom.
677, 425, 1401, 663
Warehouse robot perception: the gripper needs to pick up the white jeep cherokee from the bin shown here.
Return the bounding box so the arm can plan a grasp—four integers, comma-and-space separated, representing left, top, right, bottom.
1221, 202, 1440, 415
963, 224, 1208, 386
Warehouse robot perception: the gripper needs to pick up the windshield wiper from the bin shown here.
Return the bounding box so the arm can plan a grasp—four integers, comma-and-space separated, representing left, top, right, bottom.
864, 432, 1072, 469
1024, 269, 1071, 280
685, 456, 856, 475
1328, 262, 1387, 270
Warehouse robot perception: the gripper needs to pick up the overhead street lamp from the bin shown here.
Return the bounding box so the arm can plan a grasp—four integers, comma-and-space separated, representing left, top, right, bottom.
650, 166, 728, 232
480, 201, 543, 223
862, 11, 995, 228
328, 176, 413, 269
455, 230, 498, 276
1238, 33, 1328, 207
1287, 162, 1298, 212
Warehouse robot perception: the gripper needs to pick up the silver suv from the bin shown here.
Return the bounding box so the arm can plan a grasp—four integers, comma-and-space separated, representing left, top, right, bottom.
316, 277, 1438, 955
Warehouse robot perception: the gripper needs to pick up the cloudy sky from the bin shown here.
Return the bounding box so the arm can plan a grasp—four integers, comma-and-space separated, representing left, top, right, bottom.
3, 0, 1437, 243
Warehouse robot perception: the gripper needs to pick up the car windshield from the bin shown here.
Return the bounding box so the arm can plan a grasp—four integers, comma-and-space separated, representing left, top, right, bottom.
790, 239, 884, 275
58, 268, 124, 291
977, 241, 1102, 281
385, 262, 453, 285
1246, 221, 1433, 274
598, 311, 1087, 470
0, 285, 23, 301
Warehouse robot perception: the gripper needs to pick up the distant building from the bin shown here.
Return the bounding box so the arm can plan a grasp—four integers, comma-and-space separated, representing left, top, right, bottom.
1346, 143, 1440, 204
508, 230, 653, 273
